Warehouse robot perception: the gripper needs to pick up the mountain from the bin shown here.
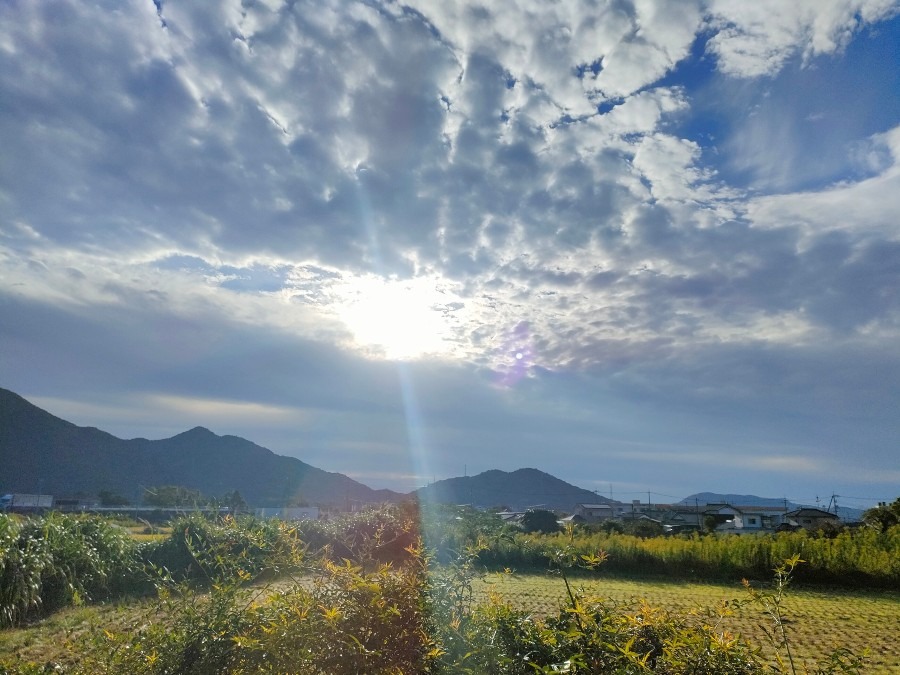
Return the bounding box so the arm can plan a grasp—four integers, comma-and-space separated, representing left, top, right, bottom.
679, 493, 797, 508
0, 387, 401, 507
415, 468, 614, 512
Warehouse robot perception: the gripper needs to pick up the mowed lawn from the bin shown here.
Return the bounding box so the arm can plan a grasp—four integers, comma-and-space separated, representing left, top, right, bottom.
473, 572, 900, 674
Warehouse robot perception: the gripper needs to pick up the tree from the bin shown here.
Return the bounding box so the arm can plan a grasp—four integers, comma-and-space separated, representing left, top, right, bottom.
143, 485, 205, 508
862, 498, 900, 531
599, 519, 624, 534
222, 490, 247, 513
624, 518, 665, 538
520, 509, 560, 534
98, 489, 130, 506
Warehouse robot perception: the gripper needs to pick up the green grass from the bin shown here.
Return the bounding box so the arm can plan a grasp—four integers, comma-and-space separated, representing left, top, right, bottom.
473, 572, 900, 673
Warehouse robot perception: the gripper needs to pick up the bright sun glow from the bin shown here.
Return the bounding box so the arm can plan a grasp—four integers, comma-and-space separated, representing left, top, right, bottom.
332, 275, 459, 359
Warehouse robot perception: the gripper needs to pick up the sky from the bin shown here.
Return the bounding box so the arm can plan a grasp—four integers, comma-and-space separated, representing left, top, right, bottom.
1, 0, 899, 509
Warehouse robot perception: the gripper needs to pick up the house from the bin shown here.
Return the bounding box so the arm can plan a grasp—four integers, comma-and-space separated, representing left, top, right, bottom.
703, 504, 789, 532
784, 507, 840, 530
496, 511, 526, 524
572, 503, 615, 522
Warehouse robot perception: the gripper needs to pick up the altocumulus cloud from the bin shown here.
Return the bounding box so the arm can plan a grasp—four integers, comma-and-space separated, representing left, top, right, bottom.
1, 0, 899, 501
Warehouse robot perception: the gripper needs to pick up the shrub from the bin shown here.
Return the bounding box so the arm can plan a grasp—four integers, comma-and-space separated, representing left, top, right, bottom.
521, 509, 561, 534
0, 515, 49, 627
0, 512, 143, 626
142, 513, 301, 585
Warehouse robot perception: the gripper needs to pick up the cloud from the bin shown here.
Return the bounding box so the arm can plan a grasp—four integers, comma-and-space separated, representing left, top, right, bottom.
706, 0, 900, 78
1, 1, 899, 501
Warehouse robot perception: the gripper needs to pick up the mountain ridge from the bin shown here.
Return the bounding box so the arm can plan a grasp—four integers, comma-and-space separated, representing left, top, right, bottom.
0, 387, 868, 519
0, 387, 401, 507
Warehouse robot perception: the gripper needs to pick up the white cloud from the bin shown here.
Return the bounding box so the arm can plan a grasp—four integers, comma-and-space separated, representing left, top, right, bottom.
707, 0, 900, 78
744, 124, 900, 240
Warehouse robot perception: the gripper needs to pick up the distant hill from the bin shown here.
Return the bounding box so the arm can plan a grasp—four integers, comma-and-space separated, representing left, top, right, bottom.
681, 492, 864, 523
3, 387, 868, 520
415, 468, 613, 512
0, 387, 401, 507
680, 492, 797, 508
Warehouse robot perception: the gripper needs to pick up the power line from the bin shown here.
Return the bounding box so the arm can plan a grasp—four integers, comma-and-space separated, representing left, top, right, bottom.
829, 494, 895, 502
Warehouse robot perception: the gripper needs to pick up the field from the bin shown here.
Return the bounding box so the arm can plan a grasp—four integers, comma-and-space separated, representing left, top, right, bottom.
4, 509, 900, 672
3, 571, 898, 672
473, 572, 900, 674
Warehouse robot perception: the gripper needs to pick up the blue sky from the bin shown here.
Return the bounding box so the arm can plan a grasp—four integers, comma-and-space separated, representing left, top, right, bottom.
2, 0, 899, 508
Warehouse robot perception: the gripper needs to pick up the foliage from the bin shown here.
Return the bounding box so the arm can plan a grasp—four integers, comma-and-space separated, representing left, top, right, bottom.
64, 532, 434, 674
142, 485, 206, 508
419, 502, 518, 563
474, 525, 900, 588
0, 515, 48, 627
141, 513, 302, 586
97, 490, 130, 507
0, 508, 879, 674
292, 502, 421, 568
521, 509, 561, 534
0, 513, 143, 627
862, 497, 900, 531
622, 518, 665, 538
465, 573, 899, 672
219, 490, 247, 513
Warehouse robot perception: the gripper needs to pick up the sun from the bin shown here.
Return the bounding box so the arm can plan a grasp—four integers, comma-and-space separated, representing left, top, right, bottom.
332, 275, 458, 359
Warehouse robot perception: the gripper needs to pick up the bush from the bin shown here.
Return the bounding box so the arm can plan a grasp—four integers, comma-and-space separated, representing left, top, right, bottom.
142, 513, 301, 585
293, 503, 421, 566
0, 512, 144, 626
0, 515, 49, 627
520, 509, 561, 534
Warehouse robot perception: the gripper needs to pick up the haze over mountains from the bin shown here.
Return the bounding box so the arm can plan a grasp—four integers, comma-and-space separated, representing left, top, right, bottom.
1, 387, 860, 517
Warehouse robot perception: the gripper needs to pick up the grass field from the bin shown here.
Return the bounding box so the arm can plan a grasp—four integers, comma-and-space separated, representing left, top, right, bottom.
3, 571, 898, 672
473, 572, 900, 674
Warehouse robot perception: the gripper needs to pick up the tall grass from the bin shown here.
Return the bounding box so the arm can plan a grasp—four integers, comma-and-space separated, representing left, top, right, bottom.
1, 507, 879, 673
0, 513, 143, 626
143, 513, 301, 585
475, 525, 900, 586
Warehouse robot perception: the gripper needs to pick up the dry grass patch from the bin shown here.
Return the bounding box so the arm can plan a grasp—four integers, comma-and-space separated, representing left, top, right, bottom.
473, 573, 900, 674
0, 597, 159, 668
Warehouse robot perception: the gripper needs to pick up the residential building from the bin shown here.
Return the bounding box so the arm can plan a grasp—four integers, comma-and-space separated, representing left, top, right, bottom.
784, 507, 840, 530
